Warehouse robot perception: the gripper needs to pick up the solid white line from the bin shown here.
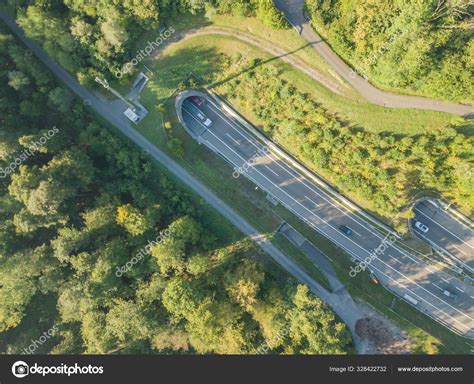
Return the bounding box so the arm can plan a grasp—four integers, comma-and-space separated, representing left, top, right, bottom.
426, 267, 435, 274
225, 132, 241, 146
207, 102, 426, 267
452, 244, 469, 256
205, 129, 473, 322
414, 208, 474, 249
432, 283, 443, 291
441, 277, 450, 284
456, 287, 465, 293
264, 165, 279, 177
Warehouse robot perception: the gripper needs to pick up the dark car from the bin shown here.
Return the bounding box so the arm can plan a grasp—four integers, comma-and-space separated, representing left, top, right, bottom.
190, 95, 205, 106
339, 225, 352, 236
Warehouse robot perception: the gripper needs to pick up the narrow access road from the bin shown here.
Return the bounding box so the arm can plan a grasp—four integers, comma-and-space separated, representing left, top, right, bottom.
274, 0, 474, 116
0, 11, 366, 349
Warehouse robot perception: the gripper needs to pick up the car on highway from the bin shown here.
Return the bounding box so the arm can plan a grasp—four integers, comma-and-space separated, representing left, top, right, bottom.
414, 221, 429, 233
183, 100, 212, 127
197, 112, 212, 127
190, 95, 205, 106
339, 225, 352, 236
443, 289, 457, 299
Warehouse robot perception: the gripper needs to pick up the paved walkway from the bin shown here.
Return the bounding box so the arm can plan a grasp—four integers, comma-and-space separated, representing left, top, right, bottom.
274, 0, 474, 116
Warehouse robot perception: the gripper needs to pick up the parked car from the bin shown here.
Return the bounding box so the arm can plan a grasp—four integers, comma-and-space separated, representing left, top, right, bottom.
339, 225, 352, 236
414, 221, 429, 233
123, 108, 140, 123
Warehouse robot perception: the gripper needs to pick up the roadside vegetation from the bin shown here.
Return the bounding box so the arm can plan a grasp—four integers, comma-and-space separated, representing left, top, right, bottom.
137, 31, 473, 221
0, 25, 352, 355
217, 61, 473, 221
4, 0, 472, 355
306, 0, 474, 103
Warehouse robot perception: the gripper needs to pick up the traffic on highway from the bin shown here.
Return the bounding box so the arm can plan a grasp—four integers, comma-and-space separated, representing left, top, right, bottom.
412, 200, 474, 274
178, 92, 474, 339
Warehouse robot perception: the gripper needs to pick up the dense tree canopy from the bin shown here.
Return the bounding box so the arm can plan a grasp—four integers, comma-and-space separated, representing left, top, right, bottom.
0, 25, 350, 355
10, 0, 286, 83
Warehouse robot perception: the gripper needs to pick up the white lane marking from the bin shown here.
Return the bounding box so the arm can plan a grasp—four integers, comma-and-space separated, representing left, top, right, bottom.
351, 228, 363, 237
414, 208, 474, 249
225, 132, 241, 146
433, 283, 443, 291
203, 134, 472, 329
441, 277, 450, 284
456, 287, 465, 293
304, 195, 322, 208
182, 107, 209, 131
264, 165, 279, 177
452, 244, 469, 256
204, 130, 474, 323
206, 102, 424, 266
426, 267, 435, 274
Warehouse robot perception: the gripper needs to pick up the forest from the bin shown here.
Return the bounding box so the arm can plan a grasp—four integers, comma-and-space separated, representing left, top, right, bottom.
7, 0, 286, 84
0, 23, 351, 354
305, 0, 473, 103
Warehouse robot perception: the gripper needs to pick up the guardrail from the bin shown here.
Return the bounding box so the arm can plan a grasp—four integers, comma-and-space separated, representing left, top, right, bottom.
206, 90, 400, 240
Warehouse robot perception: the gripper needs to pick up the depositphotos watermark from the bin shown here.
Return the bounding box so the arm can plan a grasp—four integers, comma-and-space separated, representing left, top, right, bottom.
21, 325, 59, 355
349, 28, 409, 82
349, 233, 398, 278
232, 146, 271, 178
0, 126, 59, 179
115, 228, 174, 277
255, 328, 289, 354
115, 26, 175, 78
12, 361, 103, 379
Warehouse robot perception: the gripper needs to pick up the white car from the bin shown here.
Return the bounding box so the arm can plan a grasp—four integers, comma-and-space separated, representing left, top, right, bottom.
196, 111, 212, 127
443, 289, 457, 299
414, 221, 429, 233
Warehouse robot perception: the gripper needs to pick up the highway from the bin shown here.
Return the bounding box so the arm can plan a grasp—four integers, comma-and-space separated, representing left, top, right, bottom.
179, 92, 474, 339
412, 200, 474, 274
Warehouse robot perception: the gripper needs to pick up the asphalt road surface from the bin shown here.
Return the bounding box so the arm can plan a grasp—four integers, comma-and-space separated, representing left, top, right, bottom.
180, 94, 474, 339
273, 0, 474, 116
412, 200, 474, 274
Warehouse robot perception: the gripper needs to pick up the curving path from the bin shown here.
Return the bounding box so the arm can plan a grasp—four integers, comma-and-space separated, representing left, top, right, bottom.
152, 25, 345, 95
274, 0, 474, 116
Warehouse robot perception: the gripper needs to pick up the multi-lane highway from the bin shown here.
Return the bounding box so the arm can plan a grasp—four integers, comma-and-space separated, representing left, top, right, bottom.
412, 200, 474, 274
179, 92, 474, 339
